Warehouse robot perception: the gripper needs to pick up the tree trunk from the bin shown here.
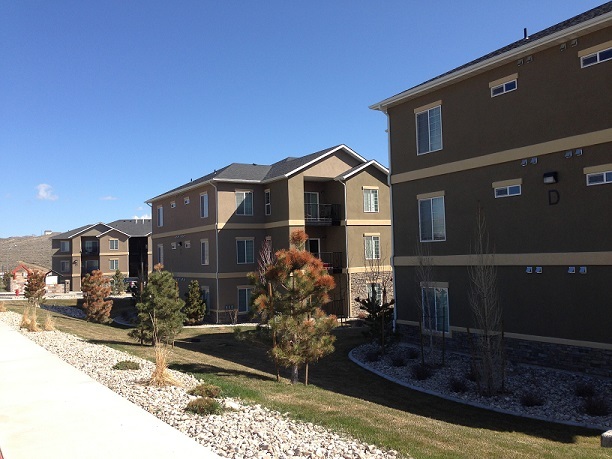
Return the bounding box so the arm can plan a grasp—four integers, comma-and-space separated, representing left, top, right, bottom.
305, 363, 309, 386
291, 364, 299, 384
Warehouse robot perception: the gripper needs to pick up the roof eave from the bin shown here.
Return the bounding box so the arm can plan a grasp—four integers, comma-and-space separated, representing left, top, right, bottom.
370, 11, 612, 111
283, 145, 368, 180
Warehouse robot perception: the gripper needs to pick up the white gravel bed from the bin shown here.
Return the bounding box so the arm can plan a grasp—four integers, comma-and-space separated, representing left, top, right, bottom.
0, 311, 399, 459
351, 342, 611, 431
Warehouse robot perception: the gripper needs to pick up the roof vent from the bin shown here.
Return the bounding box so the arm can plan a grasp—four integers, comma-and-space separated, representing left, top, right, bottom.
523, 28, 528, 40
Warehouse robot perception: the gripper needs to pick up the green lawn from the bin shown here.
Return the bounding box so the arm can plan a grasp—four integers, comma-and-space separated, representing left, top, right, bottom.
2, 300, 609, 459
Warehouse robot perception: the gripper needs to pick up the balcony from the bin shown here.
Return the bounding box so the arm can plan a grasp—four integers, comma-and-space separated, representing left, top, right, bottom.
304, 203, 341, 225
313, 251, 343, 274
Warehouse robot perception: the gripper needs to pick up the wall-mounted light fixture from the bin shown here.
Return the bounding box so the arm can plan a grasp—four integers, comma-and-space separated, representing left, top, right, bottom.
535, 267, 543, 274
575, 148, 583, 156
72, 260, 78, 265
568, 266, 576, 274
564, 150, 572, 158
543, 172, 558, 184
526, 266, 533, 274
521, 159, 528, 167
579, 266, 587, 274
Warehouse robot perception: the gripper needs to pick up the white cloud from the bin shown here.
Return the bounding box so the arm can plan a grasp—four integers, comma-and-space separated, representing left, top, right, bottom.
36, 184, 58, 201
100, 196, 118, 201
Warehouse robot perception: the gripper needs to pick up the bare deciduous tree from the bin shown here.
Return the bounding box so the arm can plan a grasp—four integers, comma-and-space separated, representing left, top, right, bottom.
468, 206, 504, 395
414, 240, 434, 366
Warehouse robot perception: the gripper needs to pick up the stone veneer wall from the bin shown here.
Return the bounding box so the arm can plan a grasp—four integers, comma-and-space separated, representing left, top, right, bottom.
396, 323, 612, 378
349, 272, 394, 318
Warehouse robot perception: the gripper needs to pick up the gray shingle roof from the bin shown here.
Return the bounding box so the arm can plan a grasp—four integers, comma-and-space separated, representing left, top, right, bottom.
372, 2, 612, 108
147, 145, 358, 202
107, 219, 152, 237
52, 224, 98, 240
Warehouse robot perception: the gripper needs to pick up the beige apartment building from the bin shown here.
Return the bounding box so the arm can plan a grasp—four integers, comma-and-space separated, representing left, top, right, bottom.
51, 219, 152, 292
147, 145, 391, 323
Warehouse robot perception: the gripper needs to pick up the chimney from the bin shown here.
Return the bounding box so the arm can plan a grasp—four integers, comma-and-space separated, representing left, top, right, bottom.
524, 28, 528, 39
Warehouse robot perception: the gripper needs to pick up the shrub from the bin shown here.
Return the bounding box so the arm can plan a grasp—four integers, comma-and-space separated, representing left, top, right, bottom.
390, 354, 407, 367
113, 360, 141, 370
81, 270, 113, 323
185, 397, 223, 416
365, 349, 381, 362
42, 312, 55, 331
21, 307, 40, 332
188, 383, 222, 398
149, 343, 181, 387
583, 396, 610, 417
574, 381, 595, 398
412, 363, 433, 381
406, 347, 419, 360
449, 377, 468, 393
520, 391, 544, 407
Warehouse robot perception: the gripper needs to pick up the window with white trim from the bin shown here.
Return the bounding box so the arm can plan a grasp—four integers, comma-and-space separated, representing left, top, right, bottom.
586, 170, 612, 186
60, 241, 70, 253
419, 196, 446, 242
236, 239, 254, 264
364, 235, 380, 260
200, 239, 209, 265
61, 260, 70, 272
238, 287, 253, 313
422, 285, 449, 333
157, 244, 164, 265
367, 283, 382, 303
109, 239, 119, 250
416, 105, 442, 155
491, 79, 517, 97
363, 188, 379, 213
110, 259, 119, 270
581, 47, 612, 67
495, 184, 522, 198
264, 189, 271, 216
157, 206, 164, 227
235, 191, 253, 216
200, 192, 208, 218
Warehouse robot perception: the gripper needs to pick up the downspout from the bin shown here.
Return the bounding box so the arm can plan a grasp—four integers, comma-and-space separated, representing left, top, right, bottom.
341, 180, 351, 318
211, 182, 220, 324
383, 108, 398, 333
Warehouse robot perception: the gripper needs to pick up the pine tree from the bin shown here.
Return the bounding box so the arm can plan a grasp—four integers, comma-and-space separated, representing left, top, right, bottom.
354, 291, 395, 352
81, 270, 113, 323
129, 264, 185, 346
24, 269, 46, 308
183, 279, 206, 325
111, 269, 126, 294
250, 230, 337, 384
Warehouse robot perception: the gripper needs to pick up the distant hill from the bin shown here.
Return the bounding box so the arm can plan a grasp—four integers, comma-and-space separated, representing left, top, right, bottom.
0, 233, 58, 273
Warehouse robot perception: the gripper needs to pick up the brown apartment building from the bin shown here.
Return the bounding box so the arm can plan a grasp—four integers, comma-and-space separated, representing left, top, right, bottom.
51, 219, 152, 291
147, 145, 391, 323
371, 3, 612, 375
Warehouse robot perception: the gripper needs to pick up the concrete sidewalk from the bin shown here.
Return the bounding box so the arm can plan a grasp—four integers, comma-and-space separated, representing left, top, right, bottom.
0, 322, 221, 459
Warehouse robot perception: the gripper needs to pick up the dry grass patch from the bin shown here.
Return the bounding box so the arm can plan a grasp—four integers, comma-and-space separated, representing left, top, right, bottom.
42, 312, 55, 331
0, 301, 6, 312
20, 307, 40, 332
149, 343, 182, 387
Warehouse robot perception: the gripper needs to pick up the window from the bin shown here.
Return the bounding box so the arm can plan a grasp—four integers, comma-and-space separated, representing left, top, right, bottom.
184, 196, 190, 205
238, 287, 253, 313
157, 206, 164, 227
264, 189, 271, 216
170, 201, 176, 208
84, 240, 98, 254
367, 283, 382, 303
422, 285, 449, 333
84, 260, 99, 273
494, 184, 522, 198
109, 259, 119, 270
157, 244, 164, 265
109, 239, 119, 250
200, 239, 209, 265
236, 191, 253, 216
587, 171, 612, 186
236, 239, 254, 264
363, 188, 379, 213
491, 79, 517, 97
60, 260, 70, 272
416, 105, 442, 154
60, 241, 70, 253
419, 196, 446, 242
364, 235, 380, 260
200, 192, 208, 218
581, 47, 612, 67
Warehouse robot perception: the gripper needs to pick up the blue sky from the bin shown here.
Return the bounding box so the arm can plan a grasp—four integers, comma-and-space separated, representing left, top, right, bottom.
0, 0, 604, 237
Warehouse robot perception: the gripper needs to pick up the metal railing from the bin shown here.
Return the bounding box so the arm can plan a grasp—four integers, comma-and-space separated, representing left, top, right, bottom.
312, 251, 343, 273
304, 203, 341, 225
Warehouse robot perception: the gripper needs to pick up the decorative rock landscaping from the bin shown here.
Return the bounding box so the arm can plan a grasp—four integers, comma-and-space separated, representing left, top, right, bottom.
0, 311, 398, 459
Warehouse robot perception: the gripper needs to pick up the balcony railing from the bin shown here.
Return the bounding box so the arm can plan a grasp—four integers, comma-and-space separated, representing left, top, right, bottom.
321, 298, 346, 319
304, 203, 341, 225
312, 251, 343, 273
